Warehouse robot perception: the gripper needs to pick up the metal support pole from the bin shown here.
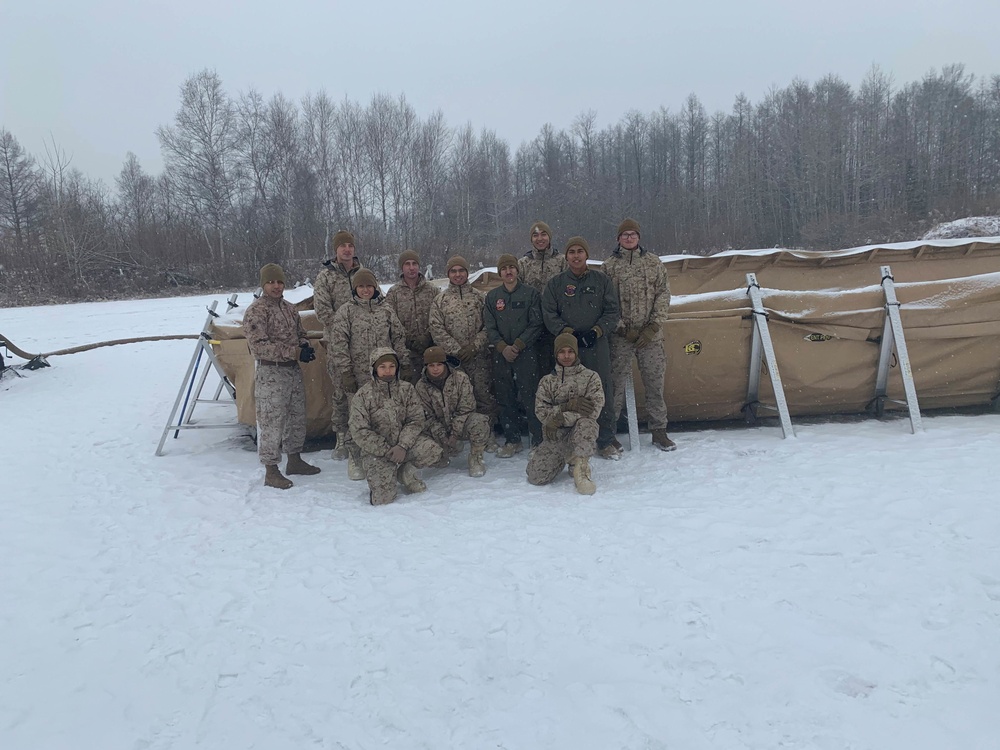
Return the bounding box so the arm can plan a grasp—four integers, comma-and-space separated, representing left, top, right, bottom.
624, 369, 641, 453
875, 266, 923, 433
745, 273, 794, 439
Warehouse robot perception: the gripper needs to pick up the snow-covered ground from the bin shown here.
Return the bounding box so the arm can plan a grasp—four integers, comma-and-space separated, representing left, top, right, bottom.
2, 293, 999, 750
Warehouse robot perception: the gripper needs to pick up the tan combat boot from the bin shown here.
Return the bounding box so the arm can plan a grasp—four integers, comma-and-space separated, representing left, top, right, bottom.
264, 464, 293, 490
496, 441, 523, 458
286, 453, 321, 475
398, 463, 427, 493
571, 457, 596, 495
468, 444, 486, 477
331, 432, 349, 460
347, 449, 366, 481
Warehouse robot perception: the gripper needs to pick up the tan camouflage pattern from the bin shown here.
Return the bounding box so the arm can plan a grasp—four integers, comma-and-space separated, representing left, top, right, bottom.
610, 334, 670, 431
518, 247, 567, 294
385, 275, 440, 383
329, 296, 408, 388
602, 247, 671, 332
416, 368, 491, 448
312, 259, 361, 330
526, 360, 605, 485
361, 441, 443, 505
428, 283, 495, 415
254, 365, 306, 465
243, 295, 308, 363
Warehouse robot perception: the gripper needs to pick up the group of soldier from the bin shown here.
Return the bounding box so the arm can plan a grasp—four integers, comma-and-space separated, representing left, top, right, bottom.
242, 219, 675, 504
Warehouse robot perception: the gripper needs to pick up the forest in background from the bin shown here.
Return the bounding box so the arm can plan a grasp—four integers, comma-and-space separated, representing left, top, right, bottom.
2, 64, 999, 304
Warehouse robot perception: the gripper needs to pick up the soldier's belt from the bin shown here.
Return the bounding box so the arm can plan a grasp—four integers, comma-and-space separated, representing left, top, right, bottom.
257, 359, 298, 367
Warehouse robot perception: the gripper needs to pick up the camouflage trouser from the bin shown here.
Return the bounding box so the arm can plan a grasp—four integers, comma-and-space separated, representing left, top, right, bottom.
255, 364, 306, 465
362, 436, 444, 504
492, 350, 541, 446
426, 412, 491, 454
610, 335, 669, 431
461, 353, 497, 418
525, 418, 598, 486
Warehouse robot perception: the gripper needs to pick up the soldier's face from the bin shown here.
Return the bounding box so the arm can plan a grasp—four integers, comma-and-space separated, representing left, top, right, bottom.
531, 231, 550, 251
376, 360, 397, 380
356, 284, 376, 300
336, 243, 355, 264
565, 246, 588, 273
448, 266, 468, 286
263, 280, 284, 299
556, 347, 577, 367
426, 362, 446, 378
619, 231, 640, 250
500, 264, 518, 284
401, 260, 420, 281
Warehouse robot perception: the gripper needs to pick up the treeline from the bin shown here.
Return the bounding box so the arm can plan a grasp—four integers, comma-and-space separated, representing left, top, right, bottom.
2, 64, 999, 304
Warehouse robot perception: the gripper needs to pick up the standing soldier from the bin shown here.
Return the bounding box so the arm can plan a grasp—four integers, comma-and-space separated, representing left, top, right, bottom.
603, 219, 676, 451
313, 230, 362, 460
526, 333, 604, 495
243, 263, 321, 489
349, 348, 443, 506
428, 256, 496, 439
518, 221, 566, 375
484, 253, 543, 455
541, 236, 622, 459
416, 346, 491, 477
384, 250, 440, 384
329, 268, 409, 479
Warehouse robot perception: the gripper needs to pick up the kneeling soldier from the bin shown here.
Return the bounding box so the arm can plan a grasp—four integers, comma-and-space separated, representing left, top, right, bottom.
243, 263, 321, 489
416, 346, 491, 477
526, 332, 604, 495
349, 347, 443, 505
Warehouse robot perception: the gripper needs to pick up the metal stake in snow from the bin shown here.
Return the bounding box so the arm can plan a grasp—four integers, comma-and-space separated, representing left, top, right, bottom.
624, 368, 641, 452
875, 266, 923, 433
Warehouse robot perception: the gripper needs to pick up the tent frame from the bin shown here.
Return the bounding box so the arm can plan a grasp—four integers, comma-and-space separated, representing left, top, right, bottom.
744, 273, 795, 439
872, 265, 923, 433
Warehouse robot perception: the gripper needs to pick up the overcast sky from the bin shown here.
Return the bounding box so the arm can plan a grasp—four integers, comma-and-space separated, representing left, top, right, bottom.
2, 0, 999, 186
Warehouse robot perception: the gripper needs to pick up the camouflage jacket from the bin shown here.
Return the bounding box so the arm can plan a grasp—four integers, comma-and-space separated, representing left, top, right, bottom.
313, 258, 362, 332
535, 360, 606, 427
602, 246, 671, 332
415, 366, 476, 444
428, 282, 488, 356
349, 347, 426, 457
243, 295, 307, 362
329, 294, 408, 384
384, 274, 440, 351
541, 267, 620, 337
519, 247, 567, 294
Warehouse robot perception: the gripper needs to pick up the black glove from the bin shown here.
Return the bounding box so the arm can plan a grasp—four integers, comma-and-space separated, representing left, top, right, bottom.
575, 329, 598, 349
299, 342, 316, 363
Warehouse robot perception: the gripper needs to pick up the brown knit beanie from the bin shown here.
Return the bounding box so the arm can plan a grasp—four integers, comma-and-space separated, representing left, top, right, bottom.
423, 345, 447, 365
617, 218, 641, 239
554, 331, 579, 358
446, 255, 470, 273
352, 268, 378, 291
372, 351, 398, 371
496, 253, 519, 271
331, 230, 355, 251
529, 221, 552, 243
398, 249, 420, 270
564, 236, 590, 258
259, 263, 285, 286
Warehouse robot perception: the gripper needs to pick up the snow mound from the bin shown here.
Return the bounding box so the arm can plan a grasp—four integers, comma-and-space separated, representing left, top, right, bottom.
922, 216, 1000, 240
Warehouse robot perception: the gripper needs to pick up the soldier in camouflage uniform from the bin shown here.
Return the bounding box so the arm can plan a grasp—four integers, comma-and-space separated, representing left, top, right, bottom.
416, 346, 490, 477
603, 218, 676, 451
484, 253, 543, 455
243, 263, 321, 489
349, 348, 443, 506
519, 220, 566, 376
384, 250, 440, 384
541, 236, 622, 459
526, 333, 604, 495
329, 268, 409, 479
428, 255, 497, 438
312, 229, 362, 459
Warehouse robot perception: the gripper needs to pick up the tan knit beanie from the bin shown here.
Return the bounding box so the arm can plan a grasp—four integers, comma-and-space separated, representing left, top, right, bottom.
554, 331, 579, 358
259, 263, 285, 286
423, 345, 447, 365
331, 230, 355, 251
496, 253, 519, 271
617, 218, 641, 238
446, 255, 470, 274
529, 221, 552, 243
398, 249, 420, 270
352, 268, 378, 291
564, 236, 590, 258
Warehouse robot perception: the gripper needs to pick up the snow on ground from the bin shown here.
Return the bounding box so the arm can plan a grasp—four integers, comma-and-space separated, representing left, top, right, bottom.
2, 294, 999, 750
923, 217, 1000, 240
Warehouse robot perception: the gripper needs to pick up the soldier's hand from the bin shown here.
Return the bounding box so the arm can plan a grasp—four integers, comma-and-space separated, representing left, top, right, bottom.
387, 445, 407, 464
445, 434, 460, 455
636, 323, 660, 349
575, 329, 598, 349
500, 343, 519, 363
623, 327, 641, 343
400, 362, 413, 381
417, 333, 433, 351
341, 371, 358, 394
299, 342, 316, 362
457, 345, 476, 363
543, 412, 564, 441
565, 396, 596, 415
